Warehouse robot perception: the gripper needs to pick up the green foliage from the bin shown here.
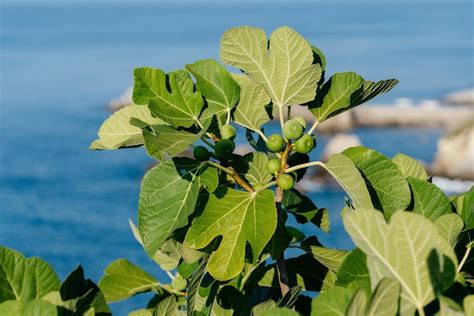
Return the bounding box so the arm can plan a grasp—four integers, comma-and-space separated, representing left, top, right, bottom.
8, 23, 465, 316
0, 247, 110, 315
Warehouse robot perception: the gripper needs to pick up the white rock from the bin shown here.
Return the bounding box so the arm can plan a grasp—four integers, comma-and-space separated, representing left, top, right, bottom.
443, 88, 474, 106
433, 125, 474, 180
321, 134, 362, 162
108, 86, 133, 111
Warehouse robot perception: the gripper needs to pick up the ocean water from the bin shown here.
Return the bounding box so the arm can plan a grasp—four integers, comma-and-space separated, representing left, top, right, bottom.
0, 1, 472, 313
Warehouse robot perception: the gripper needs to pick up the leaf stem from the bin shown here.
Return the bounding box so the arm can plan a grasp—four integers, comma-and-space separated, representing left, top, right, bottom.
284, 160, 324, 174
279, 106, 287, 140
457, 241, 473, 273
257, 181, 277, 192
307, 120, 320, 135
226, 110, 231, 125
206, 161, 254, 192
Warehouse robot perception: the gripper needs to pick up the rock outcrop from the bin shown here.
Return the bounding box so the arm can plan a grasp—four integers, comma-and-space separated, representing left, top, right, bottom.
442, 88, 474, 106
433, 124, 474, 180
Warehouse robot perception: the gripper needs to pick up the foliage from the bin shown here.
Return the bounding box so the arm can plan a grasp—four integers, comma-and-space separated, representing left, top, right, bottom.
1, 25, 472, 316
88, 25, 473, 316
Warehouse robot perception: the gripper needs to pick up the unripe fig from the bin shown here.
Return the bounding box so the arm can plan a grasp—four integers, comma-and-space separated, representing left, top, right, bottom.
283, 119, 304, 140
220, 124, 236, 140
295, 134, 314, 154
277, 174, 294, 190
214, 139, 235, 159
266, 134, 285, 152
266, 159, 281, 174
193, 146, 210, 161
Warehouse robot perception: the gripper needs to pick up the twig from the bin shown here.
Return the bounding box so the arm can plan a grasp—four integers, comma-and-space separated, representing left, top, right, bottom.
206, 161, 254, 192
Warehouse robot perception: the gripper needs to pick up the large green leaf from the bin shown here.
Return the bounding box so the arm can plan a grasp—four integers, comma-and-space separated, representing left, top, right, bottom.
307, 73, 398, 122
186, 59, 240, 122
343, 147, 410, 218
184, 187, 277, 280
142, 123, 208, 160
308, 72, 364, 122
220, 26, 322, 107
98, 259, 160, 303
0, 247, 60, 302
0, 299, 58, 316
343, 208, 457, 313
235, 152, 273, 186
464, 295, 474, 315
133, 68, 204, 128
231, 74, 271, 132
366, 278, 400, 316
407, 176, 452, 221
311, 286, 355, 316
434, 213, 464, 246
301, 246, 348, 272
154, 296, 184, 316
139, 158, 218, 256
322, 153, 373, 209
335, 248, 371, 295
261, 308, 299, 316
90, 104, 165, 150
282, 189, 329, 232
392, 153, 428, 180
345, 289, 367, 316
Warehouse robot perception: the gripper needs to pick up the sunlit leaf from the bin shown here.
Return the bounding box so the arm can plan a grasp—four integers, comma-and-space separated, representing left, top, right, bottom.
343, 147, 410, 218
311, 286, 355, 316
408, 176, 452, 221
0, 247, 60, 302
90, 104, 165, 150
99, 259, 160, 303
392, 153, 428, 180
434, 213, 464, 246
221, 26, 322, 107
232, 74, 271, 132
322, 153, 373, 209
133, 68, 204, 128
335, 248, 371, 295
301, 246, 348, 272
184, 188, 277, 280
343, 208, 457, 313
186, 59, 240, 123
139, 158, 218, 256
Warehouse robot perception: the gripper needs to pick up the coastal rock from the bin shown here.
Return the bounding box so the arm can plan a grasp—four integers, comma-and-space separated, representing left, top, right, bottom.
442, 88, 474, 106
108, 87, 133, 111
433, 125, 474, 180
321, 134, 361, 162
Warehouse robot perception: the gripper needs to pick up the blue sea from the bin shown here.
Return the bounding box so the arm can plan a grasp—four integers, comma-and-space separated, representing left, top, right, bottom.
1, 1, 472, 313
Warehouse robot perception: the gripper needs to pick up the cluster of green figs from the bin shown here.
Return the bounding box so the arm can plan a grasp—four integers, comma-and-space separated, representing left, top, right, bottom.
193, 117, 315, 191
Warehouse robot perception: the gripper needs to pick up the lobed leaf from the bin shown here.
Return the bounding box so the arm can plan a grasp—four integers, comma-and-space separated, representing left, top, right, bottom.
90, 104, 165, 150
235, 152, 273, 187
452, 187, 474, 230
392, 153, 428, 180
434, 213, 464, 246
335, 248, 371, 295
343, 147, 411, 218
322, 153, 373, 209
311, 286, 355, 316
407, 176, 452, 221
221, 26, 322, 107
0, 299, 58, 316
343, 208, 457, 313
186, 59, 240, 123
0, 246, 60, 302
141, 123, 209, 160
98, 259, 159, 303
308, 73, 398, 122
184, 187, 277, 280
133, 67, 204, 128
300, 246, 348, 273
139, 158, 218, 256
232, 74, 271, 133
